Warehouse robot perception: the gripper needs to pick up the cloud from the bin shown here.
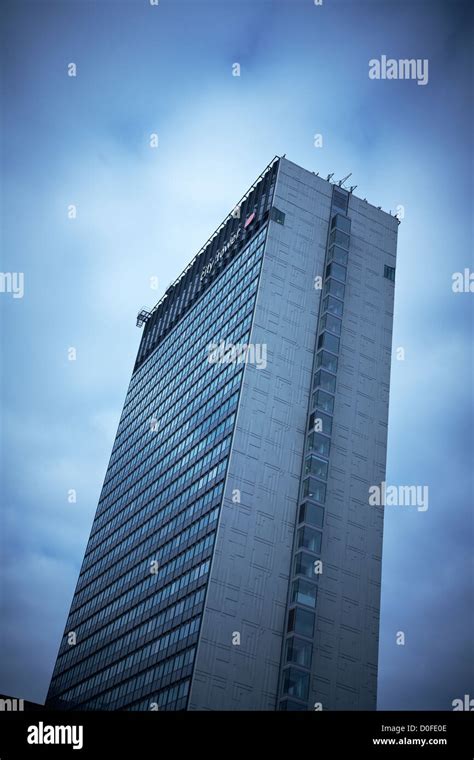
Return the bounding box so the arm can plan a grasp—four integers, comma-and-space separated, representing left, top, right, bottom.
1, 0, 472, 709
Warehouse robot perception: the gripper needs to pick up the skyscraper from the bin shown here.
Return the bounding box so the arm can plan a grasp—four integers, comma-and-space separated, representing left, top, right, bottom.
46, 156, 399, 712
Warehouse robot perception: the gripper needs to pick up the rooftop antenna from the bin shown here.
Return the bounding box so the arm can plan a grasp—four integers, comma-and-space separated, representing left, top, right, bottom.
326, 173, 334, 182
338, 172, 352, 188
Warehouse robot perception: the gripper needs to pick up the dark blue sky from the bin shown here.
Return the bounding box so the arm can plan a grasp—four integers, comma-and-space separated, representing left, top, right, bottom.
1, 0, 472, 709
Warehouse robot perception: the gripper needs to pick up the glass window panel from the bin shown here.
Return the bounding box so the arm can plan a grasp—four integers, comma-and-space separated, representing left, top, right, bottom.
304, 455, 328, 480
326, 262, 346, 283
332, 189, 348, 213
302, 477, 326, 504
317, 331, 340, 354
298, 526, 323, 554
328, 244, 348, 266
325, 278, 345, 300
270, 207, 286, 225
313, 369, 336, 393
329, 228, 350, 249
322, 295, 343, 317
292, 579, 318, 609
294, 551, 319, 579
313, 389, 334, 414
332, 214, 351, 234
321, 313, 342, 336
286, 636, 312, 667
287, 608, 315, 638
315, 350, 338, 374
307, 432, 330, 458
299, 501, 324, 528
309, 410, 333, 437
282, 667, 310, 700
317, 410, 333, 436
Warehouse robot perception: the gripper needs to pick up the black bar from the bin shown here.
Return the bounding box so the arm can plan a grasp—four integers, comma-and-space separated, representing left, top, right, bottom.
0, 710, 472, 758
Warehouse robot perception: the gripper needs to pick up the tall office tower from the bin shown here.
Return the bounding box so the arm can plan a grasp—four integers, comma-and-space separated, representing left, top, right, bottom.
46, 156, 399, 712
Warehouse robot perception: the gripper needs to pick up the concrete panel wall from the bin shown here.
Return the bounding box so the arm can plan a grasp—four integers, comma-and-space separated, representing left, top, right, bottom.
188, 160, 331, 710
188, 158, 398, 711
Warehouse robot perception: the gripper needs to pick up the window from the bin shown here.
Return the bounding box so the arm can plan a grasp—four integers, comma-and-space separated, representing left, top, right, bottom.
328, 244, 348, 266
325, 261, 346, 283
313, 389, 334, 414
331, 214, 351, 234
325, 278, 345, 300
299, 502, 324, 528
286, 637, 312, 667
329, 228, 350, 249
384, 264, 395, 282
307, 432, 330, 458
320, 313, 341, 336
270, 206, 286, 225
309, 410, 333, 436
317, 331, 340, 354
332, 188, 349, 214
316, 350, 338, 374
292, 579, 318, 609
322, 295, 343, 318
282, 667, 310, 700
314, 369, 336, 393
294, 551, 319, 579
302, 477, 326, 503
304, 455, 328, 480
298, 526, 323, 554
287, 608, 315, 638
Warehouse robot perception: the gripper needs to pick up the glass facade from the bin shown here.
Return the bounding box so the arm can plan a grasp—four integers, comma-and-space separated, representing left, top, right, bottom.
46, 224, 268, 711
